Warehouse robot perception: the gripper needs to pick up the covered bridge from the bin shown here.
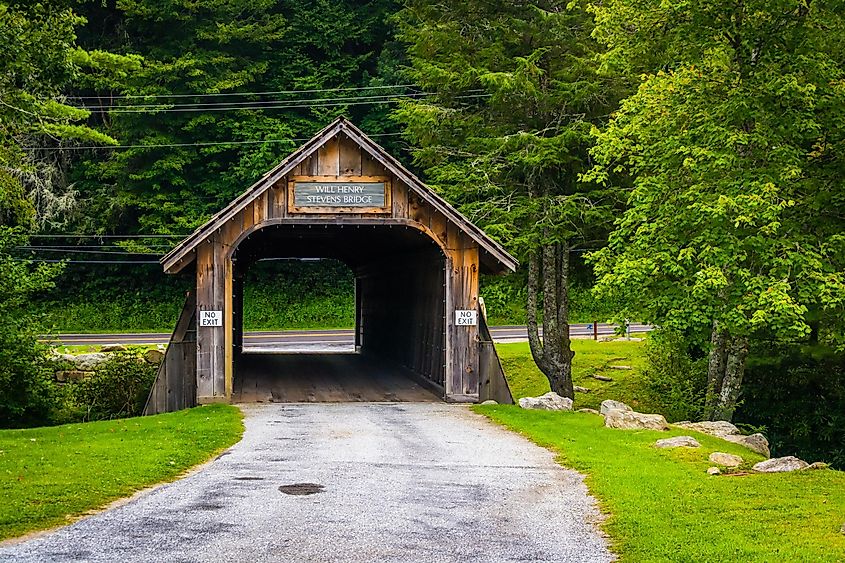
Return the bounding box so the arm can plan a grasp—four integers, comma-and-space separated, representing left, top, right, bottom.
144, 117, 516, 414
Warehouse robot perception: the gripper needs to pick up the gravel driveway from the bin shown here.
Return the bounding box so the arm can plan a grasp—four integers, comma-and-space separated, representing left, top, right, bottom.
1, 403, 613, 562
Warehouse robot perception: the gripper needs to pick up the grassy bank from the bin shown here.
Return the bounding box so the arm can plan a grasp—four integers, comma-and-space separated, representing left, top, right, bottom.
498, 339, 656, 412
0, 404, 243, 541
476, 406, 845, 562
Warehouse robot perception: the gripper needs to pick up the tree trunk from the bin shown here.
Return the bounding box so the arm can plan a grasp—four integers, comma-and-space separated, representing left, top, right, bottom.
704, 320, 728, 420
712, 337, 749, 422
525, 238, 575, 399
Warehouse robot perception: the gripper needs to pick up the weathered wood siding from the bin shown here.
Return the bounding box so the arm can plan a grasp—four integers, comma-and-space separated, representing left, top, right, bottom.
143, 291, 198, 415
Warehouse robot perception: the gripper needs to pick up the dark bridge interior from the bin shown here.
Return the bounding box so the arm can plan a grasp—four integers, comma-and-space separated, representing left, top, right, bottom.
231, 223, 446, 402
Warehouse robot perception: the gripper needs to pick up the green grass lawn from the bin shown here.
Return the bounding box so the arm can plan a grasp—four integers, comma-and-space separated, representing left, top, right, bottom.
498, 338, 661, 412
475, 406, 845, 562
0, 404, 243, 541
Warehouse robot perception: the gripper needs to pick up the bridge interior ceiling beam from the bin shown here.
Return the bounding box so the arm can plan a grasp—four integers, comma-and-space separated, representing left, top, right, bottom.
231, 223, 444, 272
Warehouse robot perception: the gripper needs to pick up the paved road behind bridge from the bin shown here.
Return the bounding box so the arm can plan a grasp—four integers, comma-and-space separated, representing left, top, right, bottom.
0, 404, 613, 563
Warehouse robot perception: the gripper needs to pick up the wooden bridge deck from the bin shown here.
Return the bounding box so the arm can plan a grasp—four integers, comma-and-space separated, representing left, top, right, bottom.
232, 352, 440, 403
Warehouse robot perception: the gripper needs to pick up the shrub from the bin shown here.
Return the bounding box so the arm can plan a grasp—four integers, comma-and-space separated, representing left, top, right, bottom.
66, 351, 158, 421
0, 228, 62, 428
640, 329, 707, 422
738, 350, 845, 469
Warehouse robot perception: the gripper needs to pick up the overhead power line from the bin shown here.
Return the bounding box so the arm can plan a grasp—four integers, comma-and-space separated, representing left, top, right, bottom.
24, 131, 405, 152
76, 89, 484, 111
79, 93, 491, 114
28, 234, 187, 238
12, 259, 161, 264
64, 83, 418, 101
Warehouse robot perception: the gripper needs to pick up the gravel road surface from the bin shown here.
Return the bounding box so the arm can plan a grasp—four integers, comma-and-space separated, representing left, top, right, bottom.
0, 403, 613, 563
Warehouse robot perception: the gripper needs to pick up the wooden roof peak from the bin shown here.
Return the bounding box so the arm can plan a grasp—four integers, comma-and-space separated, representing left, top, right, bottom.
161, 116, 518, 274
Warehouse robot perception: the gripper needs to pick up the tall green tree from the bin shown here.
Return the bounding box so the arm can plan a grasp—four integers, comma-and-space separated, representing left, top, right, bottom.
0, 2, 126, 425
588, 0, 845, 420
395, 0, 621, 397
63, 0, 402, 236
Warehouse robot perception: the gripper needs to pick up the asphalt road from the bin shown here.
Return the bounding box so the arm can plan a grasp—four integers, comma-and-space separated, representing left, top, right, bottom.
49, 323, 651, 347
0, 403, 613, 563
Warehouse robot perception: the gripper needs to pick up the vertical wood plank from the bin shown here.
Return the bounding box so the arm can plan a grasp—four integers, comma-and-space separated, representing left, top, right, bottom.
338, 136, 363, 175
317, 135, 340, 176
362, 151, 383, 175
391, 180, 409, 219
195, 243, 215, 400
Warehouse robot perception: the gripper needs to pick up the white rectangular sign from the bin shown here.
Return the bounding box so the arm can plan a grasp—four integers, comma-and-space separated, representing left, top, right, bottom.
455, 309, 477, 326
199, 310, 223, 327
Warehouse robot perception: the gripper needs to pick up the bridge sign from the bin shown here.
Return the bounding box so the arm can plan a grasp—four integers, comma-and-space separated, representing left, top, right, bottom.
199, 310, 223, 327
455, 310, 477, 326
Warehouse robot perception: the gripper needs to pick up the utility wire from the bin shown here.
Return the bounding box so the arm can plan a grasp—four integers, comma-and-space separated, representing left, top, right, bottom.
64, 83, 418, 101
24, 131, 405, 152
76, 89, 483, 110
82, 93, 491, 114
28, 234, 187, 238
11, 259, 161, 264
16, 248, 164, 255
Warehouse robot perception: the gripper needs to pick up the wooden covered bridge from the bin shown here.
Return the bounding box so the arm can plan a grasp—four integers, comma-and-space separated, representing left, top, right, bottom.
144, 117, 516, 414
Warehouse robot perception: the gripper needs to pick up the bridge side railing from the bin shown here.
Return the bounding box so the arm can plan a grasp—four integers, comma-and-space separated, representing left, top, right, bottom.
477, 297, 514, 404
143, 290, 197, 415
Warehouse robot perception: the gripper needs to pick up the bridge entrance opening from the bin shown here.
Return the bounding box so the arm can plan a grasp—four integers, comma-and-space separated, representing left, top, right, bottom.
144, 118, 516, 415
231, 225, 444, 402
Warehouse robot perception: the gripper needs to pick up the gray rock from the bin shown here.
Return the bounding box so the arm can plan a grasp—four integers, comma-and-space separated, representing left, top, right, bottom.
723, 433, 770, 458
69, 352, 109, 371
807, 462, 829, 470
573, 386, 591, 393
655, 436, 701, 449
841, 522, 845, 535
604, 409, 669, 431
55, 370, 90, 382
518, 392, 573, 411
100, 343, 128, 352
707, 466, 721, 476
600, 399, 632, 416
479, 400, 498, 405
708, 452, 744, 467
608, 365, 632, 370
674, 420, 741, 438
577, 408, 600, 415
144, 349, 165, 364
752, 456, 810, 473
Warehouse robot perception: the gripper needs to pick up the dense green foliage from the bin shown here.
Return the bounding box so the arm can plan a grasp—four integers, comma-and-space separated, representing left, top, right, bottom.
395, 0, 624, 396
0, 230, 62, 427
477, 406, 845, 561
58, 351, 158, 422
0, 404, 243, 540
60, 0, 402, 236
740, 350, 845, 469
588, 0, 845, 420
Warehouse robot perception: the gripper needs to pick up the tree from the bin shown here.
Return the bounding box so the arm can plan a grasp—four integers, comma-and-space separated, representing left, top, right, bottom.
0, 3, 127, 425
395, 0, 622, 397
62, 0, 402, 236
588, 0, 845, 420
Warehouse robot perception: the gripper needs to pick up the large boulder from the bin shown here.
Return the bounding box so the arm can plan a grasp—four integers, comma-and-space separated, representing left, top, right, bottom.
655, 436, 701, 449
709, 452, 744, 467
600, 399, 632, 416
604, 409, 669, 431
723, 433, 770, 458
518, 392, 573, 411
753, 456, 809, 473
674, 420, 740, 438
55, 370, 90, 383
144, 349, 165, 364
67, 353, 109, 371
674, 421, 770, 457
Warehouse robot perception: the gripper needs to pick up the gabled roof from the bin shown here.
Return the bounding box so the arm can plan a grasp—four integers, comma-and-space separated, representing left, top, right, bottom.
161, 116, 518, 273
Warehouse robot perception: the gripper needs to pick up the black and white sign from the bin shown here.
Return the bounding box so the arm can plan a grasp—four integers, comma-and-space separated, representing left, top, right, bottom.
294, 182, 385, 207
455, 309, 477, 326
200, 310, 223, 327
